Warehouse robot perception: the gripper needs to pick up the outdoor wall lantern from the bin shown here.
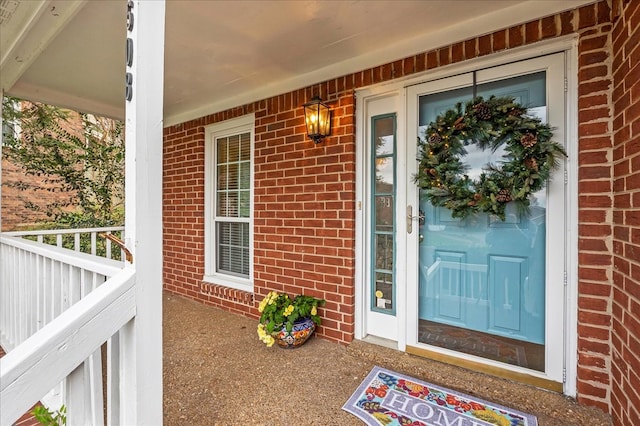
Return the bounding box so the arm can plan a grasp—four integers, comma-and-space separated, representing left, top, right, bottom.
303, 96, 331, 144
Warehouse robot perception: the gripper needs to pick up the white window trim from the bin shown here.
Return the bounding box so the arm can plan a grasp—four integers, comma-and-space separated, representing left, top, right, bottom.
204, 113, 255, 292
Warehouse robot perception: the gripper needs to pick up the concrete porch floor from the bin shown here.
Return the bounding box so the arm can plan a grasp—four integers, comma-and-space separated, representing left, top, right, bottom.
163, 292, 612, 426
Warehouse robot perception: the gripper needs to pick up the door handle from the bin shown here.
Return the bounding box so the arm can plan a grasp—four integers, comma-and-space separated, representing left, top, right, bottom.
407, 206, 425, 234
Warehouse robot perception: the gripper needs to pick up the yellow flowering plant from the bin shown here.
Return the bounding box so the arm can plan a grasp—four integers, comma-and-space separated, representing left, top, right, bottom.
257, 291, 325, 347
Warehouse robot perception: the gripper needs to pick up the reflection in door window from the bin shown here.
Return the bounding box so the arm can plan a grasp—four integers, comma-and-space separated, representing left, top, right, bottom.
372, 115, 396, 314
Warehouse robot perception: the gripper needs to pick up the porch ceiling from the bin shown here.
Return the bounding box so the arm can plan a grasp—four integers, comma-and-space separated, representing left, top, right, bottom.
1, 0, 595, 127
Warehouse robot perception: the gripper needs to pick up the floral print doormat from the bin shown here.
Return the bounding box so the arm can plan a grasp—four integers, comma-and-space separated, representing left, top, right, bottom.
343, 366, 537, 426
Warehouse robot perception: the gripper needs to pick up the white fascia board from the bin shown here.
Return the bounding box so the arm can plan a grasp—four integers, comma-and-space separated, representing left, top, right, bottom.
7, 79, 124, 121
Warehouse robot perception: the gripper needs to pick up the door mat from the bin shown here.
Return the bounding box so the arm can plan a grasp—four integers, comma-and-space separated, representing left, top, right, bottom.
343, 366, 537, 426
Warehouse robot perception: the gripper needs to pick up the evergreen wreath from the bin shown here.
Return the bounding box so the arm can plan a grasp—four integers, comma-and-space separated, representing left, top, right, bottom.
414, 95, 567, 220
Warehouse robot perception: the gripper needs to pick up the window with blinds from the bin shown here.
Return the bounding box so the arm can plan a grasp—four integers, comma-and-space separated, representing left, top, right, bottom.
204, 114, 254, 291
215, 132, 251, 277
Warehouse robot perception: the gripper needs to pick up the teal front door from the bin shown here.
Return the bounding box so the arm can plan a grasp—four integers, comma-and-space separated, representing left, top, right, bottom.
406, 54, 566, 376
419, 71, 547, 344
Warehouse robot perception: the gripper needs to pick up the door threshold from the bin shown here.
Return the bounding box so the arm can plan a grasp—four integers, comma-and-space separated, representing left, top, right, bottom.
361, 335, 398, 350
406, 344, 563, 393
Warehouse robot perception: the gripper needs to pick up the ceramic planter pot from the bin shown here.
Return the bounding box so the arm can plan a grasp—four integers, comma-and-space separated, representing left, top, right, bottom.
274, 317, 316, 349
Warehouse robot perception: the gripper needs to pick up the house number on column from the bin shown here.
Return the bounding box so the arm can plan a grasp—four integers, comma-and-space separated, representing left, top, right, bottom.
125, 0, 134, 101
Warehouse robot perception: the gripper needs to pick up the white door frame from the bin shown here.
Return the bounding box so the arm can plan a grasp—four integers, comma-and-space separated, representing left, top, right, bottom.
354, 35, 579, 396
355, 88, 407, 348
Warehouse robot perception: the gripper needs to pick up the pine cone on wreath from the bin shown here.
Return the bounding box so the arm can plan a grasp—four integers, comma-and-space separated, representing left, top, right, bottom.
428, 133, 442, 144
473, 102, 492, 120
496, 189, 512, 203
524, 157, 539, 171
509, 107, 525, 117
520, 133, 538, 148
453, 116, 466, 130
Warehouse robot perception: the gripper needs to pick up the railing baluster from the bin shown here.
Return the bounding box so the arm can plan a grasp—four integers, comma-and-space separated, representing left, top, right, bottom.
120, 229, 125, 263
65, 363, 88, 425
37, 255, 44, 333
87, 348, 105, 425
17, 248, 25, 346
8, 246, 14, 347
5, 246, 16, 349
47, 257, 54, 324
21, 248, 26, 342
27, 252, 35, 338
106, 233, 112, 259
56, 234, 63, 248
53, 259, 61, 319
75, 232, 81, 252
91, 232, 97, 256
66, 264, 74, 310
11, 247, 17, 347
107, 333, 120, 425
70, 265, 81, 307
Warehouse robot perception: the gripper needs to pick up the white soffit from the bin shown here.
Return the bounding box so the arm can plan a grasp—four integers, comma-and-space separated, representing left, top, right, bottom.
0, 0, 597, 126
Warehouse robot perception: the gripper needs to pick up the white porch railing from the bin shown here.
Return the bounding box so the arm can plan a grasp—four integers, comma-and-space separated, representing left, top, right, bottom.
0, 233, 131, 425
0, 233, 124, 351
3, 226, 126, 262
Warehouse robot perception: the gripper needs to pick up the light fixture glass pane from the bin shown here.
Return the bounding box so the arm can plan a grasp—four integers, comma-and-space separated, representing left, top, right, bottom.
319, 106, 330, 135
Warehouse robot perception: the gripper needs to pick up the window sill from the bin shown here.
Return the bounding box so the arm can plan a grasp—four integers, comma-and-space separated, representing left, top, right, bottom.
202, 274, 253, 293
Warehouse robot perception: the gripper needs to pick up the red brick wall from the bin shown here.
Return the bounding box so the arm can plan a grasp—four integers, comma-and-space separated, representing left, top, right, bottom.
163, 0, 628, 416
575, 2, 615, 414
610, 1, 640, 424
1, 106, 83, 231
1, 157, 70, 231
163, 119, 206, 300
163, 94, 357, 341
253, 92, 357, 342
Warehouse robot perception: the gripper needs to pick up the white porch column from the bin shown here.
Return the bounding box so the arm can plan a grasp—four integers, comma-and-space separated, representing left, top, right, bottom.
120, 1, 165, 424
